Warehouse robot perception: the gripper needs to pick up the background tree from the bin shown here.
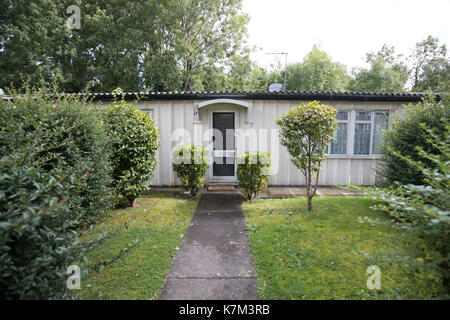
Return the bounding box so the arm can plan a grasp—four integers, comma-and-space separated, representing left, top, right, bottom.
0, 0, 64, 89
0, 0, 250, 93
1, 1, 448, 94
348, 45, 408, 92
410, 36, 450, 92
283, 45, 350, 91
142, 0, 249, 92
221, 50, 273, 91
276, 101, 338, 211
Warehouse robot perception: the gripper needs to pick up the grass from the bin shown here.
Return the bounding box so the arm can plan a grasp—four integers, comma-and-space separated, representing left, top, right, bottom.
243, 196, 446, 300
79, 194, 198, 300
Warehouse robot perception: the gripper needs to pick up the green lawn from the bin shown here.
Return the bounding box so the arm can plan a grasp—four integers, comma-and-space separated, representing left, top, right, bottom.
79, 194, 198, 299
243, 196, 446, 300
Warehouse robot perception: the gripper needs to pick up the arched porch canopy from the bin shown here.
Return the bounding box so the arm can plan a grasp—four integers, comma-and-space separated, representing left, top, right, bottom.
194, 99, 253, 123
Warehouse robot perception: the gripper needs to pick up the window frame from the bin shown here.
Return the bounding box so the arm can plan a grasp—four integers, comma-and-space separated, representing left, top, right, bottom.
371, 111, 390, 155
352, 110, 389, 157
328, 111, 350, 156
327, 110, 390, 159
353, 111, 374, 156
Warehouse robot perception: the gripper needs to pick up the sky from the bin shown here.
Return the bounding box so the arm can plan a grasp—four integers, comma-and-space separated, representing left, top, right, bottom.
242, 0, 450, 71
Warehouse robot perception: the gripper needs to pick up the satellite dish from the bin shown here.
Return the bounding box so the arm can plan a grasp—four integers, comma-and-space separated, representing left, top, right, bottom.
269, 83, 284, 92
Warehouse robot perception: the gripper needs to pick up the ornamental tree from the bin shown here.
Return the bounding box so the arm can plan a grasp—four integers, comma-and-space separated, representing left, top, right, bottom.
276, 101, 338, 211
103, 96, 160, 207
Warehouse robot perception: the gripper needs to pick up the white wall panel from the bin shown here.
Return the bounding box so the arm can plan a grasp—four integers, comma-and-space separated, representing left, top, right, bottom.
134, 99, 405, 186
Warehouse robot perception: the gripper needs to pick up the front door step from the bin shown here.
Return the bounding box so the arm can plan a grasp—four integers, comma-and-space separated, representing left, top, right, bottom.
207, 185, 235, 191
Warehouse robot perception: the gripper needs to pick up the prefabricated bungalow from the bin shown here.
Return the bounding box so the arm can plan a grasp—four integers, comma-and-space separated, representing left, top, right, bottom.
89, 91, 431, 187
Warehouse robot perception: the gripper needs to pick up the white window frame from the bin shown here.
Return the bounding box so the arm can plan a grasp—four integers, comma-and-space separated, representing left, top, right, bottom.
352, 110, 389, 157
371, 111, 390, 155
353, 111, 373, 156
328, 111, 350, 156
327, 110, 390, 159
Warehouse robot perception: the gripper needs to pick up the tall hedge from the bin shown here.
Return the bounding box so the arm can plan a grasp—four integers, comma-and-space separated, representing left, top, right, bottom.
0, 89, 113, 299
379, 96, 449, 185
103, 98, 160, 207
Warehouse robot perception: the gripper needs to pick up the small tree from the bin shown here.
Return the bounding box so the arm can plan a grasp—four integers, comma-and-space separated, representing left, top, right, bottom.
172, 144, 209, 197
276, 101, 337, 211
237, 151, 271, 201
103, 96, 160, 207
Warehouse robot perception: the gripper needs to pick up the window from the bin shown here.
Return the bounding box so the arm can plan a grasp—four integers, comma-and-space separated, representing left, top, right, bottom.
372, 112, 389, 154
330, 111, 348, 154
353, 111, 389, 155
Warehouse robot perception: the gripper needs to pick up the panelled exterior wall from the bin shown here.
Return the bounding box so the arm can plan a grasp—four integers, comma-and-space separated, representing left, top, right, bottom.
128, 97, 407, 186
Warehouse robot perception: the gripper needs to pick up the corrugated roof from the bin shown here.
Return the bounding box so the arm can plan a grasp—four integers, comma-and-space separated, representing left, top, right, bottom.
1, 90, 441, 102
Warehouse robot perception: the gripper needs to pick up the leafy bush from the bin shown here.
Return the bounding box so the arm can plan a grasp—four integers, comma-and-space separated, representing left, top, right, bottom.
379, 95, 449, 185
237, 152, 271, 201
358, 123, 449, 294
276, 101, 337, 210
103, 96, 160, 207
0, 87, 113, 299
172, 144, 209, 197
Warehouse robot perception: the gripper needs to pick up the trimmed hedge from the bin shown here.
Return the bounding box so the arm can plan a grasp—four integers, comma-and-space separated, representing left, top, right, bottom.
172, 144, 209, 197
0, 88, 113, 299
102, 97, 160, 207
237, 152, 271, 201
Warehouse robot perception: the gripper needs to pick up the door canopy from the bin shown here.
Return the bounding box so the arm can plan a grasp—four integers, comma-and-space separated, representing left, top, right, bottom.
194, 99, 253, 123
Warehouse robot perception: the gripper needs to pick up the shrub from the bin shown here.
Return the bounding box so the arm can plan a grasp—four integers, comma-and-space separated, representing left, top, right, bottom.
358, 123, 449, 294
237, 152, 271, 201
276, 101, 338, 210
0, 87, 113, 299
172, 144, 209, 197
379, 95, 449, 185
103, 96, 160, 207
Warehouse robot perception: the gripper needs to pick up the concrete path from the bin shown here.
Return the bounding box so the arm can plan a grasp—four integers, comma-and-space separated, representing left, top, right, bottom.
158, 191, 259, 300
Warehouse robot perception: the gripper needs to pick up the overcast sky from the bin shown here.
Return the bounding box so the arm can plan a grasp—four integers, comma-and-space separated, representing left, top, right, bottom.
242, 0, 450, 71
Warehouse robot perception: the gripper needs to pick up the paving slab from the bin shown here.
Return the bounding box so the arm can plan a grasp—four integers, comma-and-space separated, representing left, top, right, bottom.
195, 191, 243, 212
259, 186, 361, 198
315, 187, 346, 196
287, 187, 307, 196
159, 192, 258, 300
159, 278, 259, 300
181, 224, 248, 246
190, 211, 246, 226
168, 244, 256, 278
